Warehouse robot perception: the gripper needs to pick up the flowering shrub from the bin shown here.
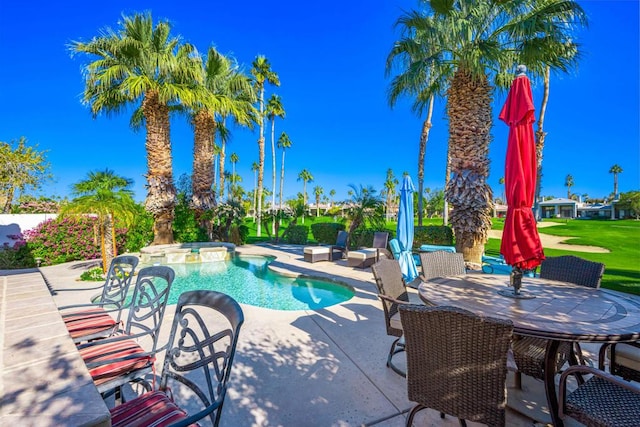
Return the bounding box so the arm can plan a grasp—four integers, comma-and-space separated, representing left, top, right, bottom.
0, 234, 36, 268
23, 216, 101, 265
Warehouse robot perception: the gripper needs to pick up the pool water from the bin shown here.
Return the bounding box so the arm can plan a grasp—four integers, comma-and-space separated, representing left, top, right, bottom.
158, 255, 354, 310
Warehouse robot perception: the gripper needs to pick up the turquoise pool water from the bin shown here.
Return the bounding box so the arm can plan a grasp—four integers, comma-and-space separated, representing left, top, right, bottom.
156, 255, 354, 310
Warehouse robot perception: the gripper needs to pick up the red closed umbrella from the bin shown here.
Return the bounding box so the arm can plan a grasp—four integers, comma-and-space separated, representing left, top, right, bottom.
499, 66, 545, 274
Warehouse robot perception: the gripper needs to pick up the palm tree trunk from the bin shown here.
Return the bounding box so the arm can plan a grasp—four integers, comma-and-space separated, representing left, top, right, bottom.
417, 95, 434, 226
534, 66, 550, 221
142, 91, 175, 245
279, 150, 286, 209
219, 142, 226, 201
445, 68, 493, 264
271, 119, 277, 235
192, 110, 217, 227
256, 87, 265, 237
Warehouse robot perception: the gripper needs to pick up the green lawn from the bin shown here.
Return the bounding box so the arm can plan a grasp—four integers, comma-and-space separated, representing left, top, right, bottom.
243, 217, 640, 295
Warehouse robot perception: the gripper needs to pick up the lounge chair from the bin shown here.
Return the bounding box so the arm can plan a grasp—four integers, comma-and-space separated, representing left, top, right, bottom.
303, 230, 348, 263
347, 231, 390, 268
388, 238, 421, 267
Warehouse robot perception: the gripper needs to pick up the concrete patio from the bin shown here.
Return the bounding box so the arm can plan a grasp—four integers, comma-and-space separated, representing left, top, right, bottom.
3, 243, 590, 426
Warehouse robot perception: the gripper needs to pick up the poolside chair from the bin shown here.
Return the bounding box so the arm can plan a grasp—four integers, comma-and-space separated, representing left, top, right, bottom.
370, 231, 391, 261
330, 230, 349, 260
559, 365, 640, 427
109, 290, 244, 427
77, 265, 175, 399
512, 255, 605, 387
399, 305, 513, 427
419, 251, 466, 281
371, 258, 411, 377
58, 255, 139, 343
599, 341, 640, 383
389, 238, 421, 267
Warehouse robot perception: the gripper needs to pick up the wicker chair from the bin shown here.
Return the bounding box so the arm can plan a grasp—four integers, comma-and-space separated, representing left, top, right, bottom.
559, 365, 640, 427
371, 258, 410, 377
109, 290, 244, 427
399, 305, 513, 427
512, 255, 605, 386
598, 341, 640, 383
419, 251, 466, 281
58, 255, 139, 343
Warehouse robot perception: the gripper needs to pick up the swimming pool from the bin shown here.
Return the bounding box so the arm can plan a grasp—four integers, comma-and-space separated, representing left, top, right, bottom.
152, 255, 355, 311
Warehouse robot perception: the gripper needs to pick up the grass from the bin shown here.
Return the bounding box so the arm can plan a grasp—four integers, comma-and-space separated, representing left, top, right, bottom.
242, 216, 640, 295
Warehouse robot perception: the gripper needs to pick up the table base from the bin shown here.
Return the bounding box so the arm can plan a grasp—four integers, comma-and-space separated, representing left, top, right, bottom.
497, 289, 536, 299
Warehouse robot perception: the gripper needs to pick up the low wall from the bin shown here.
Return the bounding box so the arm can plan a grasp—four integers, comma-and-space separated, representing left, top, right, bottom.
0, 214, 57, 247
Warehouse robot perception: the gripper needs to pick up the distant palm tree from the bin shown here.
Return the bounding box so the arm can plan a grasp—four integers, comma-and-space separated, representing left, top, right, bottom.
277, 131, 292, 209
345, 184, 385, 236
386, 13, 450, 227
63, 169, 137, 272
382, 168, 398, 220
329, 189, 336, 208
230, 152, 239, 199
251, 161, 259, 221
266, 94, 285, 231
609, 164, 623, 198
251, 55, 280, 237
313, 186, 324, 217
71, 12, 203, 244
498, 177, 505, 204
297, 169, 313, 223
565, 174, 574, 198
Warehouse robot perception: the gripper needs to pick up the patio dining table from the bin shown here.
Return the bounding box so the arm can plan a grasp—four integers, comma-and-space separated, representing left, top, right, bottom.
418, 274, 640, 427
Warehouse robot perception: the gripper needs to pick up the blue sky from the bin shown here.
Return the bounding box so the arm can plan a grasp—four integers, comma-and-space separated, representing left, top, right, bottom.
1, 0, 638, 204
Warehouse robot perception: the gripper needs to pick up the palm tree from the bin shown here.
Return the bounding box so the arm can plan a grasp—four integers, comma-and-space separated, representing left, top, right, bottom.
313, 186, 324, 217
382, 168, 399, 221
71, 12, 204, 245
345, 184, 385, 236
387, 13, 450, 227
251, 161, 259, 221
297, 169, 313, 224
396, 1, 587, 263
191, 47, 255, 220
329, 189, 336, 209
277, 131, 292, 209
498, 176, 505, 204
251, 55, 280, 237
62, 169, 137, 272
230, 152, 239, 200
565, 174, 574, 198
266, 94, 286, 232
609, 164, 623, 198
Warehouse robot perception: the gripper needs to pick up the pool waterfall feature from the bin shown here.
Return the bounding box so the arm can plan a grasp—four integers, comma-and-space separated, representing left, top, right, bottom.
140, 242, 235, 265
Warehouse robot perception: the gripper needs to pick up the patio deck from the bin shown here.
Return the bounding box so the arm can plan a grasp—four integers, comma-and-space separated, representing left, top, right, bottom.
4, 243, 592, 426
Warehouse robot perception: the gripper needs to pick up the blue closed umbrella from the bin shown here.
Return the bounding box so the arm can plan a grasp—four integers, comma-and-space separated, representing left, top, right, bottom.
397, 175, 418, 281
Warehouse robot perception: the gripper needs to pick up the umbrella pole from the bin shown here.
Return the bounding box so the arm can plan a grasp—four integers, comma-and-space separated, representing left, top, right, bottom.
510, 267, 523, 295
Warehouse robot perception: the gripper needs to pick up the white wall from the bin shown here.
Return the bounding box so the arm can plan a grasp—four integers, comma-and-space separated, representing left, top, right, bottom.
0, 214, 57, 246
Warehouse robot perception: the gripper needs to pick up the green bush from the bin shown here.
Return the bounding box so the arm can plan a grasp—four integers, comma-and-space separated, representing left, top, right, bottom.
310, 222, 346, 244
413, 225, 454, 249
174, 199, 208, 243
123, 205, 153, 252
80, 267, 105, 281
284, 225, 309, 245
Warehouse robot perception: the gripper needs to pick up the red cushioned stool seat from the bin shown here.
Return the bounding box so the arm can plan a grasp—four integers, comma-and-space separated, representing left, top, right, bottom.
110, 390, 189, 427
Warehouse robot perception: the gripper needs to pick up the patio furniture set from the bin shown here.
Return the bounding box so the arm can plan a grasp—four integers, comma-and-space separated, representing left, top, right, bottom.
371, 252, 640, 427
55, 255, 245, 426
